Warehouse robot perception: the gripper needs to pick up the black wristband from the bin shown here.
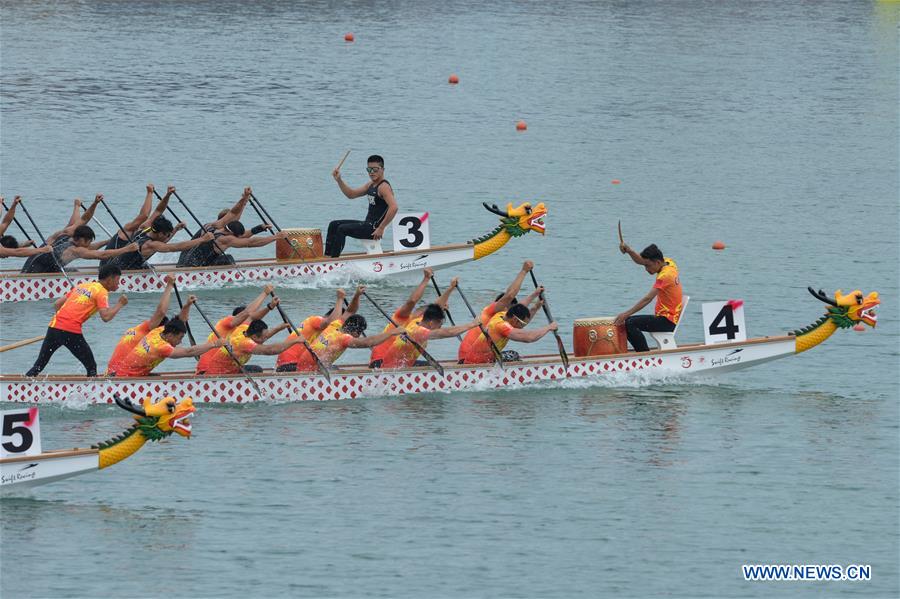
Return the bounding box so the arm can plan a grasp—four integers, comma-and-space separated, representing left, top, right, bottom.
250, 224, 267, 235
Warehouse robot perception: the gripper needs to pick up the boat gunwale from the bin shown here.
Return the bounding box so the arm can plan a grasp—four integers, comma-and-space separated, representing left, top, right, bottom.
0, 448, 98, 464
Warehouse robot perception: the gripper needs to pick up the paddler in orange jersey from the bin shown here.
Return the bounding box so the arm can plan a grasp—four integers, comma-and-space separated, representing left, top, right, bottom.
206, 284, 277, 342
615, 242, 684, 352
275, 286, 364, 372
367, 268, 437, 365
293, 314, 403, 372
112, 319, 225, 377
195, 308, 307, 375
371, 303, 479, 369
458, 302, 558, 365
25, 264, 129, 377
106, 274, 180, 374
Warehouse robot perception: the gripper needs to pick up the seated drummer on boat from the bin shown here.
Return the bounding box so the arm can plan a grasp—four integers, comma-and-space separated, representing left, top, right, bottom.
106, 275, 193, 375
111, 318, 225, 378
25, 264, 129, 378
369, 273, 478, 369
194, 305, 307, 375
327, 154, 398, 258
614, 242, 684, 352
20, 196, 139, 273
176, 187, 285, 268
0, 196, 54, 259
275, 286, 364, 372
458, 301, 557, 365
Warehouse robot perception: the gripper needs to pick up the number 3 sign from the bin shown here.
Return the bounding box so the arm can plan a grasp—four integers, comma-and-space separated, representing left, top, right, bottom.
392, 212, 431, 252
1, 408, 42, 457
702, 300, 747, 345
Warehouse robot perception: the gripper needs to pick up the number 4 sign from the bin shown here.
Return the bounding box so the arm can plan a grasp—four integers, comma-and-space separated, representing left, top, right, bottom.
702, 300, 747, 345
1, 408, 41, 458
392, 212, 431, 252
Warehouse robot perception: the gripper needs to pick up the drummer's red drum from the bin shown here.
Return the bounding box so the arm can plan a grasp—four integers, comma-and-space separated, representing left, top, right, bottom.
573, 317, 627, 356
276, 228, 324, 261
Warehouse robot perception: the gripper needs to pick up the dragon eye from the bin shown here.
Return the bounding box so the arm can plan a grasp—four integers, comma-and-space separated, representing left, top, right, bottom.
525, 206, 532, 215
856, 294, 863, 305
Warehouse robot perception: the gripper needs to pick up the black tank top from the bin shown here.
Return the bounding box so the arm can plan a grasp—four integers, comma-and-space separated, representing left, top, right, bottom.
99, 231, 134, 268
365, 180, 391, 227
177, 225, 224, 267
107, 231, 151, 271
21, 235, 71, 274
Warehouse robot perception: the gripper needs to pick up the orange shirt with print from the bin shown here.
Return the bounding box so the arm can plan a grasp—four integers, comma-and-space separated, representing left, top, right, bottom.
115, 327, 175, 377
378, 322, 431, 369
370, 309, 420, 363
49, 282, 109, 334
459, 303, 506, 355
196, 328, 258, 374
296, 322, 352, 372
206, 315, 239, 343
653, 257, 683, 324
458, 312, 513, 364
107, 320, 153, 374
276, 315, 327, 368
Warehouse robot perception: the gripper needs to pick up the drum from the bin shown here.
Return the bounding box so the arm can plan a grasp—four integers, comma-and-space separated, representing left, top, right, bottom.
573, 317, 626, 357
276, 228, 324, 261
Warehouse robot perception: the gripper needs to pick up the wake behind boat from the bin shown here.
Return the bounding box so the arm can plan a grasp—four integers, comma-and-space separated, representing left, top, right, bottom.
0, 202, 547, 302
0, 287, 878, 405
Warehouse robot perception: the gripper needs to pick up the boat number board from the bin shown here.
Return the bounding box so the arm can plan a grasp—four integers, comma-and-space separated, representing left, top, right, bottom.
1, 408, 42, 457
702, 300, 747, 345
392, 212, 431, 252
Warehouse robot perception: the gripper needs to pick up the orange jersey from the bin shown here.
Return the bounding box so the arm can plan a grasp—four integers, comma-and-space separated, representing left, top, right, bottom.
459, 305, 505, 355
480, 301, 501, 324
107, 320, 152, 374
49, 281, 109, 334
653, 257, 683, 324
196, 328, 257, 374
114, 327, 174, 377
370, 310, 421, 363
378, 322, 431, 369
296, 321, 352, 371
206, 315, 238, 343
276, 315, 327, 368
458, 312, 513, 364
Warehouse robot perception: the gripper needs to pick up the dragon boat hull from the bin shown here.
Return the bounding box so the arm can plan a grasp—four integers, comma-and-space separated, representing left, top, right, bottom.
0, 244, 476, 303
0, 450, 99, 490
0, 335, 797, 405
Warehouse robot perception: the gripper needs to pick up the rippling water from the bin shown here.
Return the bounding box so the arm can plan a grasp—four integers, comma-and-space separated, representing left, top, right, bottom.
1, 1, 898, 597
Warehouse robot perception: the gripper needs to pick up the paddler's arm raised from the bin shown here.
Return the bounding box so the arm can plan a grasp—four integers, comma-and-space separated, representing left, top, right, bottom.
210, 187, 252, 229
98, 294, 128, 322
177, 295, 198, 323
507, 321, 557, 342
614, 288, 658, 326
371, 183, 397, 241
140, 185, 174, 229
0, 196, 21, 236
232, 284, 275, 328
528, 295, 544, 319
148, 276, 176, 329
398, 268, 434, 319
120, 184, 155, 238
76, 194, 102, 228
249, 297, 280, 322
433, 277, 459, 309
496, 260, 533, 310
345, 327, 404, 348
326, 288, 347, 322
343, 285, 365, 317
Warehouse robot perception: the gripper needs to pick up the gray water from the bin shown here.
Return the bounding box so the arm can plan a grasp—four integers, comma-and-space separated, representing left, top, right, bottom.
1, 1, 898, 597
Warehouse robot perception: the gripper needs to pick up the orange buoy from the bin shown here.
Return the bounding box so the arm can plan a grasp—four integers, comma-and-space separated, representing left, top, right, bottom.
712, 241, 726, 250
853, 323, 866, 332
448, 74, 459, 84
611, 179, 621, 185
344, 33, 355, 42
516, 120, 527, 131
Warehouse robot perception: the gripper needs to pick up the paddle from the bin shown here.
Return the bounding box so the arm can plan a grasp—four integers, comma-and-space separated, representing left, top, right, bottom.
271, 297, 332, 382
150, 188, 190, 238
246, 192, 308, 264
0, 335, 45, 353
362, 290, 444, 376
14, 197, 73, 285
192, 300, 265, 398
454, 283, 505, 367
529, 270, 569, 370
429, 276, 463, 341
0, 198, 35, 246
171, 284, 199, 359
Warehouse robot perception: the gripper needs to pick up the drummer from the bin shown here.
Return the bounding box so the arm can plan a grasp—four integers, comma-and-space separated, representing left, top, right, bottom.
25, 264, 129, 377
457, 302, 557, 364
327, 155, 398, 257
176, 187, 283, 267
614, 242, 684, 352
275, 286, 364, 372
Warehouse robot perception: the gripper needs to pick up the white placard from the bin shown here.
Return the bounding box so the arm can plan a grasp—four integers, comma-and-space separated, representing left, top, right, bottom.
1, 408, 42, 457
392, 212, 431, 252
702, 301, 747, 345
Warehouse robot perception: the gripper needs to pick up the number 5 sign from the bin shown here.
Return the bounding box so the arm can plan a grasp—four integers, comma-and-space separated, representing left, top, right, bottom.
702, 300, 747, 345
1, 408, 41, 457
392, 212, 431, 252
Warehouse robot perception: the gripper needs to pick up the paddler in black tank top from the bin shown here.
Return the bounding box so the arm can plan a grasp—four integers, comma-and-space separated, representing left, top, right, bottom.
0, 196, 53, 259
327, 154, 398, 257
101, 184, 180, 252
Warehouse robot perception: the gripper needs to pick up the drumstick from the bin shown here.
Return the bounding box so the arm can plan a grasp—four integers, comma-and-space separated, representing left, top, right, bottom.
335, 149, 351, 172
617, 220, 624, 245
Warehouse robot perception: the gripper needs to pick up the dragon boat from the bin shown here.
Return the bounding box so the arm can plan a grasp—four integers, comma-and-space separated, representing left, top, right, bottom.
0, 395, 194, 490
0, 202, 547, 303
0, 288, 878, 405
